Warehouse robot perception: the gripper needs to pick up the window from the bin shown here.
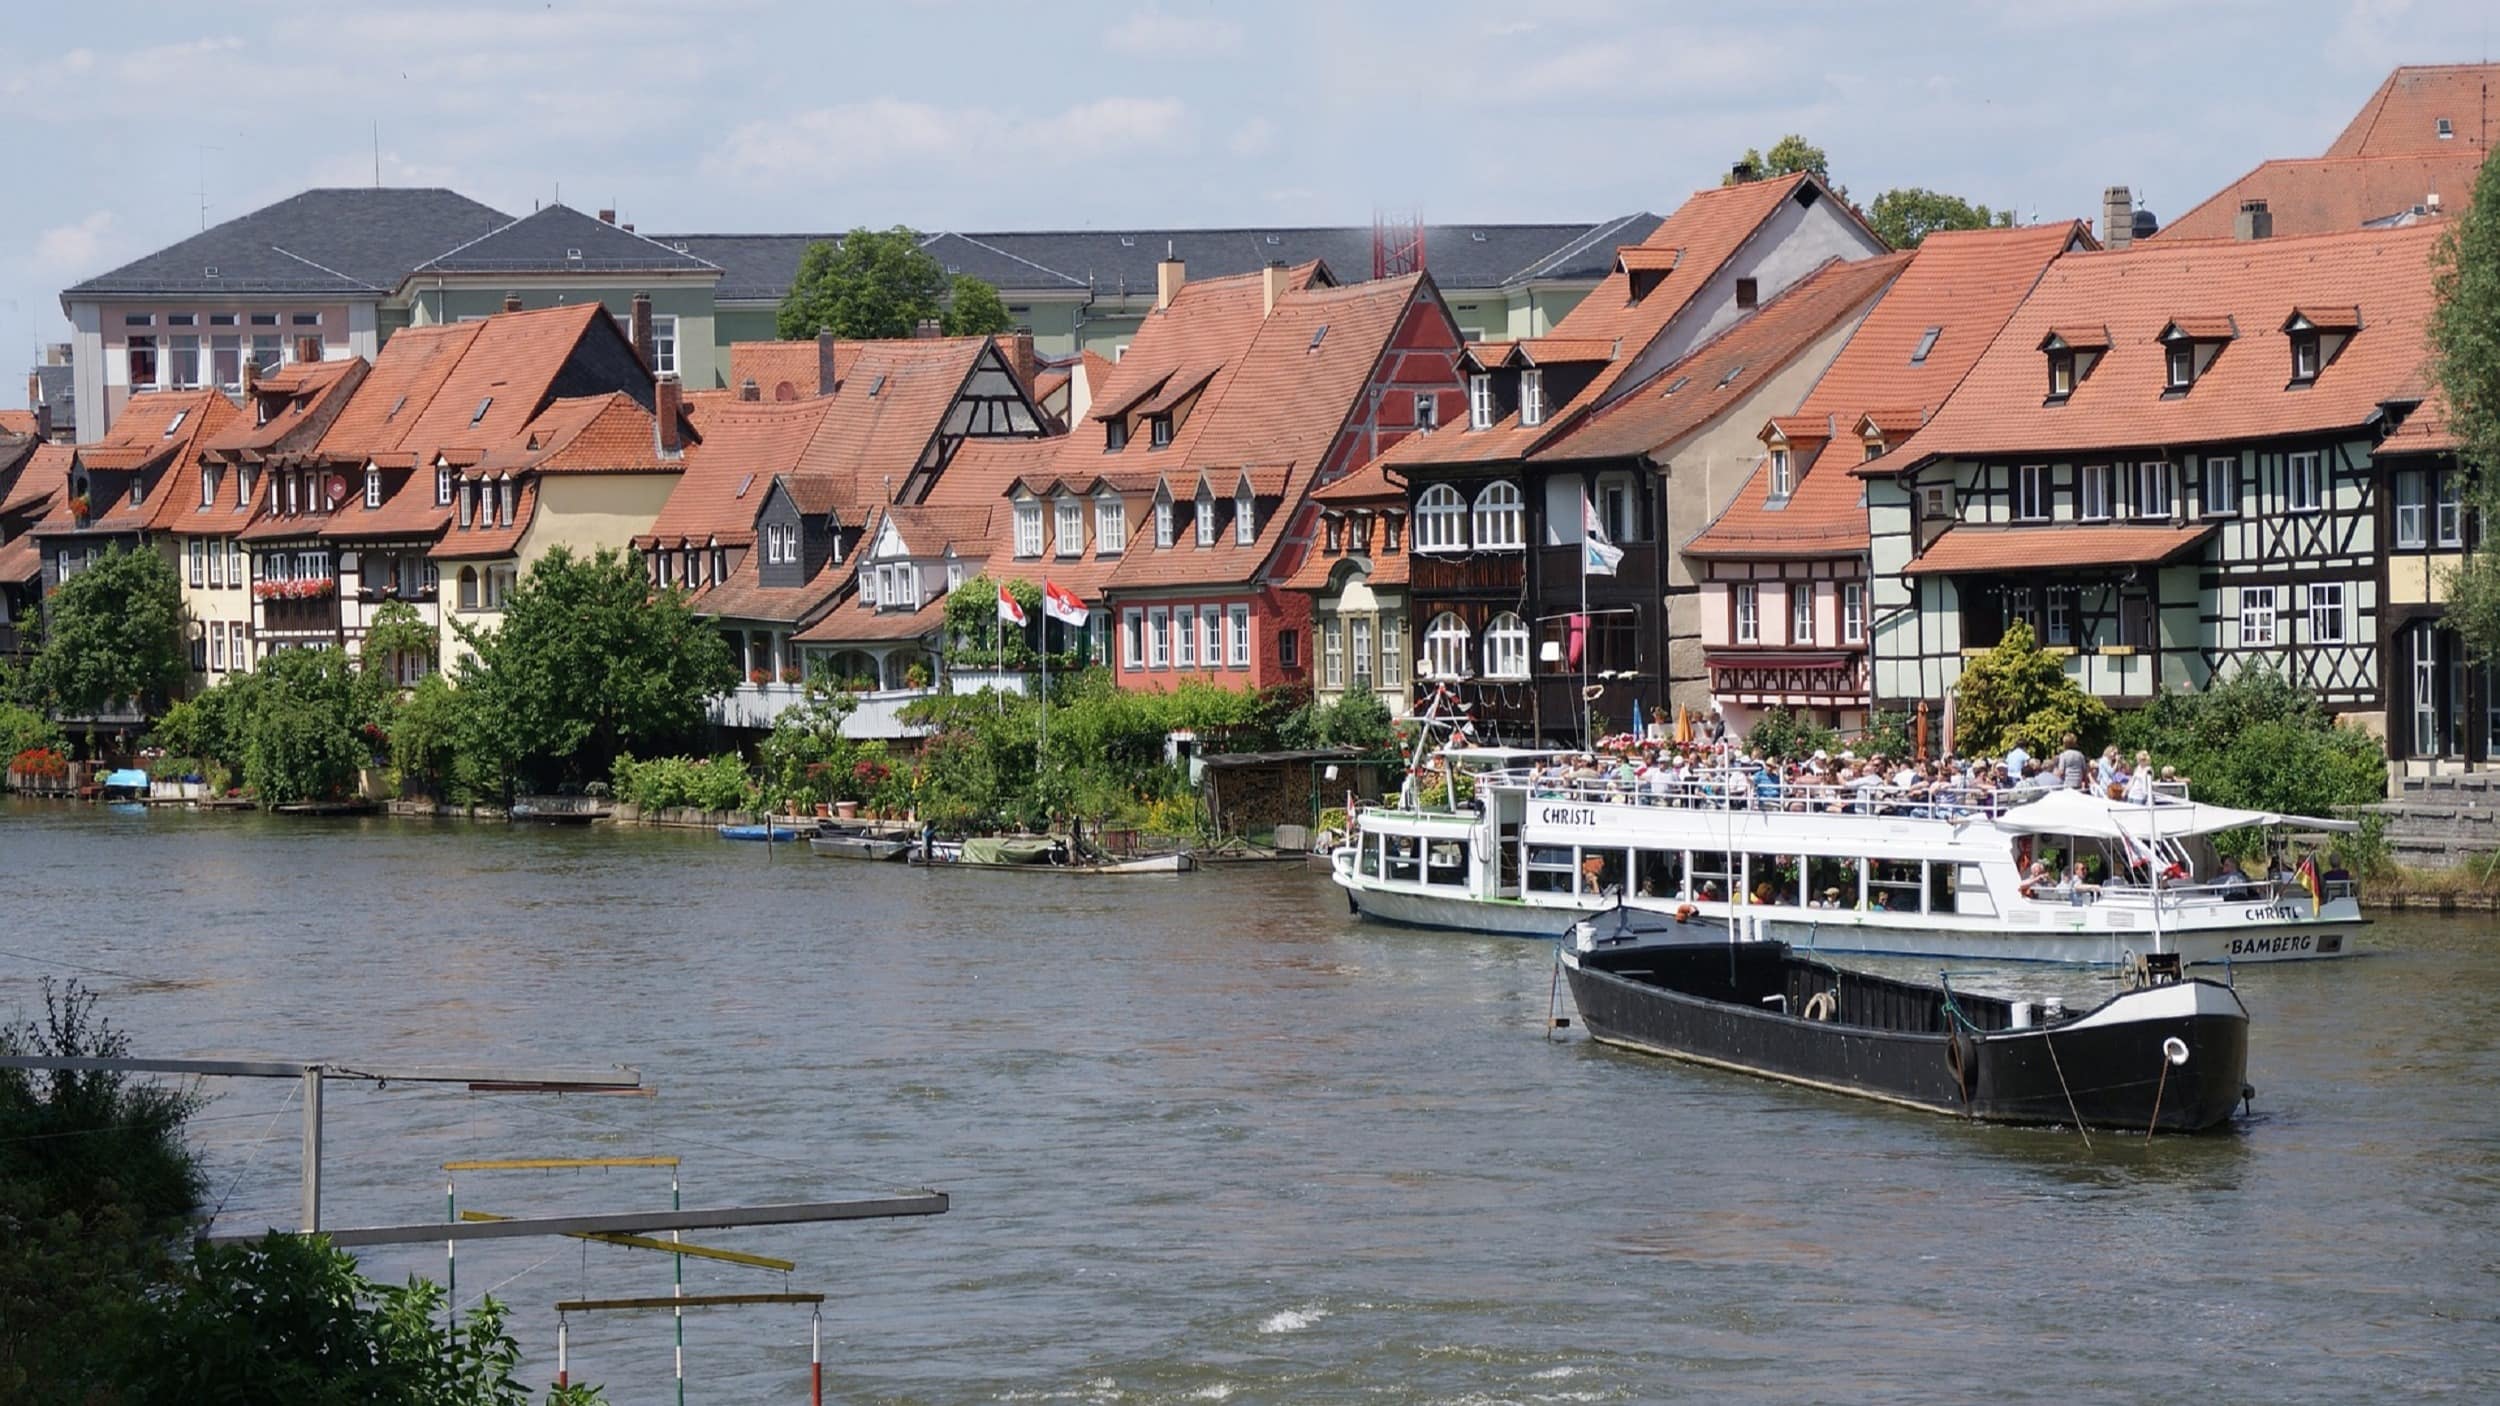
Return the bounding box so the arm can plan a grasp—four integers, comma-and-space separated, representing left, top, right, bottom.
2305, 581, 2346, 643
363, 468, 380, 509
470, 396, 493, 426
2436, 473, 2464, 547
1323, 515, 1343, 553
1769, 449, 1794, 500
288, 473, 302, 517
1015, 499, 1044, 557
650, 314, 678, 375
1277, 629, 1299, 669
1228, 603, 1251, 666
1122, 608, 1144, 668
128, 474, 145, 508
1425, 837, 1470, 888
167, 335, 201, 388
1842, 582, 1865, 643
1790, 586, 1815, 644
1055, 497, 1083, 556
2201, 452, 2240, 516
1735, 277, 1758, 309
1415, 483, 1466, 551
1600, 480, 1637, 543
1350, 617, 1374, 689
1378, 616, 1403, 688
1911, 326, 1940, 365
1154, 495, 1174, 547
2047, 351, 2075, 399
2291, 333, 2320, 382
1149, 414, 1174, 448
1734, 584, 1760, 643
1105, 418, 1129, 452
1194, 488, 1216, 546
2166, 343, 2196, 390
2014, 464, 2050, 521
459, 566, 479, 610
207, 540, 224, 588
1484, 612, 1529, 679
127, 336, 158, 388
436, 466, 453, 506
2287, 451, 2324, 513
292, 312, 321, 327
210, 622, 227, 672
188, 539, 205, 587
1175, 608, 1196, 667
1471, 480, 1524, 550
2411, 623, 2442, 757
1148, 608, 1170, 667
1421, 612, 1471, 679
1413, 391, 1438, 431
1202, 607, 1224, 668
1921, 484, 1952, 520
2132, 461, 2170, 519
1235, 485, 1255, 545
1468, 374, 1494, 430
1383, 513, 1403, 552
1519, 370, 1546, 427
2075, 463, 2111, 521
2045, 589, 2072, 646
2394, 471, 2427, 547
1323, 620, 1343, 687
212, 335, 242, 390
1096, 496, 1126, 554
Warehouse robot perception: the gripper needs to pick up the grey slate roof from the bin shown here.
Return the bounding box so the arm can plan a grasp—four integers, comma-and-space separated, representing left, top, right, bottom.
62, 188, 511, 301
667, 216, 1663, 305
411, 203, 721, 277
32, 364, 72, 416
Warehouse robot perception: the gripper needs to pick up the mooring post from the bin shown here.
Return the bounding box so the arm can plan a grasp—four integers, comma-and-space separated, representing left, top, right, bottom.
300, 1065, 324, 1232
811, 1308, 823, 1406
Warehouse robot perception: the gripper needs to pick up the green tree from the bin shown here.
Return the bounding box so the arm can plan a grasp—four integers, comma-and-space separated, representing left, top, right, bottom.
755, 682, 860, 810
2111, 664, 2383, 815
456, 547, 737, 794
242, 648, 380, 805
362, 600, 437, 681
389, 672, 497, 804
1950, 621, 2112, 758
29, 545, 188, 716
775, 227, 1013, 342
0, 700, 61, 759
2430, 147, 2500, 660
1726, 134, 1836, 192
1866, 187, 2014, 250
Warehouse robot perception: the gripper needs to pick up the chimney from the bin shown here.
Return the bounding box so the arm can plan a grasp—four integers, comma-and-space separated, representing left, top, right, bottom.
654, 374, 683, 456
1261, 260, 1291, 318
1155, 243, 1185, 311
816, 329, 837, 396
740, 376, 760, 402
2428, 188, 2444, 213
621, 222, 634, 233
630, 291, 656, 368
914, 317, 942, 339
44, 342, 70, 366
997, 327, 1035, 394
2103, 186, 2133, 250
240, 359, 257, 394
2233, 198, 2273, 241
598, 208, 616, 225
1731, 160, 1757, 184
502, 291, 523, 313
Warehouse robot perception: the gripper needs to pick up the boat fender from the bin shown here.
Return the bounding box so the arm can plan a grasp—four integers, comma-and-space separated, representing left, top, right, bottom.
1674, 904, 1698, 925
1802, 991, 1836, 1023
2162, 1036, 2190, 1067
1943, 1031, 1976, 1102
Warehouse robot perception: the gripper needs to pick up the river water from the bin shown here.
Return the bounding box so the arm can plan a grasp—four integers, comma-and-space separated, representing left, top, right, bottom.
2, 799, 2494, 1403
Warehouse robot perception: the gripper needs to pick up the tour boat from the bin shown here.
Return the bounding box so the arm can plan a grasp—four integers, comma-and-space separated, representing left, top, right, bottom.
1560, 907, 2251, 1132
1332, 744, 2366, 966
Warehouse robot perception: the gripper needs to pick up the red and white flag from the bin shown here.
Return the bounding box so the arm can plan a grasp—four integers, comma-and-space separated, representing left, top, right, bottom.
1043, 580, 1090, 627
996, 581, 1027, 627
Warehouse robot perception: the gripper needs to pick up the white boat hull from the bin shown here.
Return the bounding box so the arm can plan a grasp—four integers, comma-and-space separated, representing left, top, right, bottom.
1335, 874, 1593, 937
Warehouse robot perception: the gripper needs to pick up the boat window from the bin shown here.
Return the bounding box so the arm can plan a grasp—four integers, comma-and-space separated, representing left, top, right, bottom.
1806, 856, 1859, 909
1745, 853, 1796, 907
1426, 839, 1470, 887
1635, 849, 1683, 900
1384, 834, 1421, 883
1868, 859, 1925, 914
1526, 844, 1580, 895
1929, 863, 1958, 915
1578, 847, 1629, 898
1955, 864, 1995, 917
1689, 851, 1734, 903
1358, 833, 1381, 878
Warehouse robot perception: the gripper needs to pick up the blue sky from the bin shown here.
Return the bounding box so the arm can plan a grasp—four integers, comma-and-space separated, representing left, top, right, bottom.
4, 0, 2495, 408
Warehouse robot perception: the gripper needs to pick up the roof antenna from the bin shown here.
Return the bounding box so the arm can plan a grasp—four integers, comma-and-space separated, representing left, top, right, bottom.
372, 122, 381, 187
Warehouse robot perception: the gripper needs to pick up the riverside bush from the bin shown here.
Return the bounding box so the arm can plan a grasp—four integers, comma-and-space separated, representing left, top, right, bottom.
611, 754, 758, 813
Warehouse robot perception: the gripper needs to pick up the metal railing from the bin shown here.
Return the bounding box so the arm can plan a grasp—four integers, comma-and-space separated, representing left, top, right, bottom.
1467, 768, 2195, 822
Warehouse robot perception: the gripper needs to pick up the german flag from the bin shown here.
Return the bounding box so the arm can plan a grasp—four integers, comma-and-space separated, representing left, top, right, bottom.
2296, 856, 2322, 915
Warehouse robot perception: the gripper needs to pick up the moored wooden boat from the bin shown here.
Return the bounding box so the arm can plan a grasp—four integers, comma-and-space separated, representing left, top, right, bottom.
717, 822, 804, 842
1559, 909, 2250, 1133
808, 825, 914, 862
916, 834, 1196, 874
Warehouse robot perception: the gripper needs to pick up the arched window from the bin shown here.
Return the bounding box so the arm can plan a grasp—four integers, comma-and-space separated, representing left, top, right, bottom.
457, 566, 479, 611
1483, 612, 1529, 679
1422, 612, 1472, 680
1472, 480, 1524, 550
1415, 483, 1466, 552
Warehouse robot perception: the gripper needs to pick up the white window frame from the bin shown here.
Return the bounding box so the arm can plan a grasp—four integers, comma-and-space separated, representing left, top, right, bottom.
1154, 496, 1174, 548
1378, 615, 1403, 688
1790, 586, 1815, 645
2435, 473, 2464, 547
363, 468, 381, 509
1415, 483, 1466, 552
1195, 489, 1216, 546
1121, 607, 1144, 668
1483, 612, 1529, 679
1015, 499, 1044, 557
1422, 612, 1471, 681
2014, 464, 2050, 521
207, 540, 224, 588
2411, 622, 2441, 757
2045, 590, 2072, 646
1235, 485, 1255, 545
1227, 603, 1251, 667
1769, 448, 1794, 500
1202, 606, 1223, 669
1519, 369, 1545, 426
1054, 496, 1084, 557
1096, 495, 1126, 555
436, 466, 454, 507
1734, 584, 1759, 644
2304, 581, 2345, 644
1468, 374, 1493, 430
1350, 616, 1374, 689
1471, 480, 1524, 551
2395, 470, 2427, 548
1842, 583, 1865, 644
2078, 464, 2111, 521
1322, 619, 1343, 688
1175, 607, 1197, 668
188, 539, 205, 588
2132, 461, 2171, 520
2287, 451, 2324, 514
1148, 607, 1171, 668
2201, 452, 2240, 517
650, 313, 678, 376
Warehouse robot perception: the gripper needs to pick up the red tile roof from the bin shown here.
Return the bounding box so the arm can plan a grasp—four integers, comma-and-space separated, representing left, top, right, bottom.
1878, 223, 2446, 464
1902, 523, 2215, 575
727, 341, 823, 401
2325, 64, 2500, 158
684, 548, 848, 625
0, 411, 37, 437
314, 323, 483, 464
38, 391, 241, 538
480, 392, 682, 474
647, 398, 831, 547
2155, 152, 2486, 241
394, 304, 622, 462
1, 443, 71, 521
1688, 225, 2081, 561
0, 535, 38, 585
431, 479, 539, 560
796, 592, 950, 645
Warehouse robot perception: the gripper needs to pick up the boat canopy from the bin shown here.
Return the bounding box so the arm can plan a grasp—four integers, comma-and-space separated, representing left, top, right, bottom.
1440, 746, 1570, 773
103, 769, 150, 788
1990, 789, 2360, 841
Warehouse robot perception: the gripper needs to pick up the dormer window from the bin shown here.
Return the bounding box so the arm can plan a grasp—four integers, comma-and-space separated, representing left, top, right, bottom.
1863, 437, 1884, 463
458, 481, 474, 529
1324, 514, 1343, 553
363, 468, 380, 509
129, 475, 146, 508
1768, 447, 1794, 500
2158, 318, 2234, 393
2038, 327, 2108, 403
1194, 486, 1216, 546
436, 466, 454, 506
1054, 495, 1084, 557
1096, 494, 1126, 555
1519, 370, 1546, 427
1014, 497, 1044, 557
1468, 374, 1493, 429
1235, 483, 1255, 545
2166, 343, 2196, 389
2048, 352, 2076, 399
1149, 414, 1174, 448
2291, 333, 2320, 382
1350, 511, 1373, 552
499, 477, 516, 527
1105, 418, 1129, 452
1155, 493, 1174, 547
201, 466, 219, 508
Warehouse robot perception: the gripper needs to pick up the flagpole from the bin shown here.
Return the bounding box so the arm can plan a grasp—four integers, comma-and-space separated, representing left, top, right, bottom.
1580, 496, 1592, 749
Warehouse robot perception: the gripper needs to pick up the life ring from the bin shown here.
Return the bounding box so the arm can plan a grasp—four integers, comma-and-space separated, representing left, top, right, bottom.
1802, 990, 1836, 1022
1943, 1030, 1976, 1101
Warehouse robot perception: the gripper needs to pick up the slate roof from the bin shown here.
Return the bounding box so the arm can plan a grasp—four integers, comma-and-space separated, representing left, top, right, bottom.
662, 216, 1660, 303
30, 365, 72, 422
63, 188, 510, 301
2154, 152, 2487, 240
2326, 63, 2500, 157
412, 204, 720, 277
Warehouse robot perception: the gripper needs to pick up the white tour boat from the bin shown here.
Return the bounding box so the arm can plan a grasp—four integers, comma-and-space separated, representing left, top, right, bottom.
1332, 750, 2367, 966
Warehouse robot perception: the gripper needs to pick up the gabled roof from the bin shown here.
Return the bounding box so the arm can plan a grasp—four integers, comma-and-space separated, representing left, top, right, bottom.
1902, 523, 2215, 575
647, 399, 834, 548
1878, 223, 2446, 464
393, 303, 631, 460
158, 360, 366, 534
314, 323, 484, 463
1, 443, 72, 521
684, 548, 850, 627
411, 204, 720, 277
2155, 152, 2487, 241
879, 503, 994, 557
477, 392, 683, 474
32, 392, 240, 538
1687, 224, 2080, 560
2326, 63, 2500, 157
63, 189, 509, 301
726, 341, 824, 401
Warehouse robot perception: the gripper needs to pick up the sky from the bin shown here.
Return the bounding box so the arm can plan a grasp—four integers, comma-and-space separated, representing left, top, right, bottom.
4, 0, 2496, 410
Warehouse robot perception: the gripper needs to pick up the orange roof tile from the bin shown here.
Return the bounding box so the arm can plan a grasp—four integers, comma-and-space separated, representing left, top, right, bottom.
648, 398, 831, 547
314, 322, 484, 462
2041, 325, 2110, 351
796, 592, 950, 644
42, 391, 241, 537
727, 341, 824, 401
1309, 459, 1402, 504
2325, 64, 2500, 158
1902, 523, 2215, 575
2161, 316, 2239, 341
1613, 245, 1682, 273
1516, 336, 1618, 364
431, 479, 539, 560
480, 392, 683, 474
0, 411, 38, 436
922, 437, 1061, 508
2, 443, 71, 521
684, 548, 847, 626
0, 535, 38, 584
2157, 152, 2485, 241
2287, 304, 2363, 331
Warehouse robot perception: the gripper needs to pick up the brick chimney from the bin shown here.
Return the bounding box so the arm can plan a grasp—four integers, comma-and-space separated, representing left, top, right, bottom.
240, 358, 257, 394
914, 318, 942, 339
997, 327, 1035, 394
740, 377, 760, 402
2233, 198, 2273, 241
654, 374, 683, 457
630, 292, 656, 370
816, 329, 837, 396
1156, 243, 1185, 311
2103, 186, 2134, 250
598, 208, 616, 224
1261, 261, 1291, 318
503, 292, 523, 313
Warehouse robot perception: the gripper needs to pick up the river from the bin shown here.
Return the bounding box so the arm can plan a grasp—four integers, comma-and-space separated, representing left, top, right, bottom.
2, 799, 2494, 1403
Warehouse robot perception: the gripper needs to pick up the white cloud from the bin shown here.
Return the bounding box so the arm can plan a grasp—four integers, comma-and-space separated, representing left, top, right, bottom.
708, 96, 1193, 186
1105, 8, 1242, 56
34, 212, 116, 275
1229, 116, 1278, 159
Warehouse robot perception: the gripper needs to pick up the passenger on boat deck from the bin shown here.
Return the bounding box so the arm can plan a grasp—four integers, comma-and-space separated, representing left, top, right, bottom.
2003, 742, 2031, 777
2057, 733, 2088, 790
2096, 745, 2123, 789
2062, 861, 2100, 904
2019, 859, 2055, 900
2216, 855, 2257, 900
2125, 753, 2155, 804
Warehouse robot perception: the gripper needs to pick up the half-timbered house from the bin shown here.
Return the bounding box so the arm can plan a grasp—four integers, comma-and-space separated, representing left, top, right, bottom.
2376, 389, 2492, 770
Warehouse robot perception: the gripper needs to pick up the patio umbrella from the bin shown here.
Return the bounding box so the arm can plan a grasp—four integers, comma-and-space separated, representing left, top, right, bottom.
1675, 705, 1693, 745
1939, 691, 1957, 758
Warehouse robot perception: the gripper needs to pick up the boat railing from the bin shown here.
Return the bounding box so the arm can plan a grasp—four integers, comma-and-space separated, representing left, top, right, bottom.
2028, 873, 2355, 910
1487, 769, 2054, 821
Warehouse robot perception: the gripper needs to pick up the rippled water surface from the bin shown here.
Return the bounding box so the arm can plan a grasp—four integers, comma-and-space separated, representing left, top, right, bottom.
3, 799, 2496, 1403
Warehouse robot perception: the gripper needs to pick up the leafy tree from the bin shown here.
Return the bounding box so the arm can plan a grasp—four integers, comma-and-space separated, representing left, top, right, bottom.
362, 600, 437, 681
29, 544, 188, 717
2111, 664, 2383, 815
0, 700, 61, 759
1950, 621, 2112, 758
775, 227, 1015, 342
455, 547, 737, 794
1866, 187, 2015, 250
1737, 705, 1839, 762
755, 683, 860, 810
2430, 147, 2500, 661
944, 274, 1015, 337
389, 672, 496, 804
1280, 687, 1398, 755
1726, 134, 1836, 193
242, 648, 379, 805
